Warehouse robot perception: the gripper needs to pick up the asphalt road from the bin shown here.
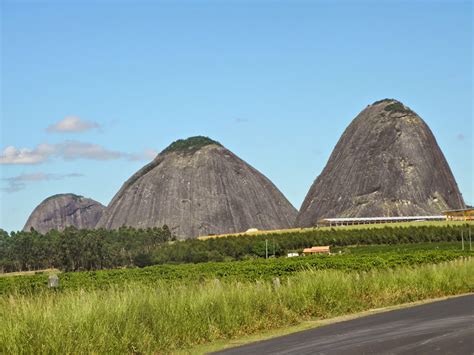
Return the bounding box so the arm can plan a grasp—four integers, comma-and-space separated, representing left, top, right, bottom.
214, 294, 474, 355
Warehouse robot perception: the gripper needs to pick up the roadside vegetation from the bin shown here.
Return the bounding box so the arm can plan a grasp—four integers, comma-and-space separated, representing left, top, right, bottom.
1, 258, 472, 354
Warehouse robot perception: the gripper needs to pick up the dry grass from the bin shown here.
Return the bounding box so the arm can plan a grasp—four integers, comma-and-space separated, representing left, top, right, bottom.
198, 220, 472, 240
0, 268, 60, 278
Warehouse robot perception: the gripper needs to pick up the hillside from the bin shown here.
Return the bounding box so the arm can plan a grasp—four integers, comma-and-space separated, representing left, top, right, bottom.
97, 136, 297, 238
23, 194, 105, 233
296, 99, 465, 227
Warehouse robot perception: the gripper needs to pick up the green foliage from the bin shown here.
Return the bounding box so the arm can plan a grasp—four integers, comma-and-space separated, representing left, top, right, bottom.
384, 102, 413, 114
152, 224, 472, 264
251, 240, 282, 257
0, 226, 174, 273
1, 259, 472, 353
1, 244, 470, 295
331, 242, 463, 254
372, 98, 395, 105
0, 224, 471, 274
161, 136, 221, 154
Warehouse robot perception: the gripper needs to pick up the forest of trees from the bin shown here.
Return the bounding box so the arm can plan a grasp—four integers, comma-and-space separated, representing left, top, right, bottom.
0, 224, 469, 273
0, 226, 173, 273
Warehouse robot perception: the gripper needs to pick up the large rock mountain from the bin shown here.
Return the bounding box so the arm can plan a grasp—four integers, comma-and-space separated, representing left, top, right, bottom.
97, 136, 297, 238
296, 99, 465, 227
24, 194, 105, 233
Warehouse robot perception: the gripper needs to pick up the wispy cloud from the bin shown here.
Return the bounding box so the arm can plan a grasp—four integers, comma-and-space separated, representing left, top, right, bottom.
2, 172, 83, 193
0, 141, 124, 164
47, 116, 101, 133
57, 141, 123, 160
0, 142, 157, 165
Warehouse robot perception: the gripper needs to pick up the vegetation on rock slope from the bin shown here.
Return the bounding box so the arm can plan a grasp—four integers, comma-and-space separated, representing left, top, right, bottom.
161, 135, 221, 154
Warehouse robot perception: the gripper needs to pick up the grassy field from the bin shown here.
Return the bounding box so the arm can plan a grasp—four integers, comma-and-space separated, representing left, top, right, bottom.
1, 243, 470, 295
1, 258, 472, 354
198, 220, 472, 239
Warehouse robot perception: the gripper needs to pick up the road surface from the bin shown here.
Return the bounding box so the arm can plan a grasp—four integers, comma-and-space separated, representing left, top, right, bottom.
214, 294, 474, 355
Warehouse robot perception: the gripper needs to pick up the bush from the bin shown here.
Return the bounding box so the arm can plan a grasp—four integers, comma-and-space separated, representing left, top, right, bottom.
384, 102, 413, 114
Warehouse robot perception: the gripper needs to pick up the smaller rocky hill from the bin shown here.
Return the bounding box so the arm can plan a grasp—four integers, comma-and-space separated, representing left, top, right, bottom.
23, 194, 105, 233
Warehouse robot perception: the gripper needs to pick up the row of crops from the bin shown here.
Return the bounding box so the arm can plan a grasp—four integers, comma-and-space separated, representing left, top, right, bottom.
1, 243, 470, 295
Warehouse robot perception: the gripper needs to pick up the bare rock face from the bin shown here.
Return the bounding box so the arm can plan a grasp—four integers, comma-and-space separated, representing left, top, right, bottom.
97, 136, 297, 239
24, 194, 105, 233
296, 99, 465, 227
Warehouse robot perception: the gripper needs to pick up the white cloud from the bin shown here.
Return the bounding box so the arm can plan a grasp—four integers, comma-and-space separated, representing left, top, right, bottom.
2, 172, 83, 193
0, 141, 124, 164
47, 116, 101, 133
0, 142, 158, 165
0, 144, 54, 164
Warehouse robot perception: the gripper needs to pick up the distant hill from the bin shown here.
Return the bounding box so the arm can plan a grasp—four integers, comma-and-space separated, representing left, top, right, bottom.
23, 194, 105, 233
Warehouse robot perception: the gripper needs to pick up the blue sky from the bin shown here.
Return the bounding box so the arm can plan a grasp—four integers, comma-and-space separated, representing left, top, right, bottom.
1, 0, 472, 232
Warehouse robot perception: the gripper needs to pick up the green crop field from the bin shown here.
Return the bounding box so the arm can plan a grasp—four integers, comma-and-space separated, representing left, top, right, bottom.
1, 242, 471, 295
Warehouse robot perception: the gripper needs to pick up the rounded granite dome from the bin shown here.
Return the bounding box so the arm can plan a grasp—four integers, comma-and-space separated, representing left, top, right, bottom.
24, 193, 105, 233
97, 136, 297, 239
295, 99, 465, 227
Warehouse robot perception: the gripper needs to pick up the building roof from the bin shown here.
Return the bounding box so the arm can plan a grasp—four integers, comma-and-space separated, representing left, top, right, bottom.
442, 208, 474, 213
303, 246, 330, 253
321, 216, 444, 223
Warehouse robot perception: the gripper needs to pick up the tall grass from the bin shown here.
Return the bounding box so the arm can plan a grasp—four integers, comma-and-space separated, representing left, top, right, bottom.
1, 259, 472, 353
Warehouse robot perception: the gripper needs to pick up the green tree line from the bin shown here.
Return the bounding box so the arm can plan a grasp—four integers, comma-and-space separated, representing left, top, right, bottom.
152, 224, 470, 264
0, 226, 173, 272
0, 224, 470, 273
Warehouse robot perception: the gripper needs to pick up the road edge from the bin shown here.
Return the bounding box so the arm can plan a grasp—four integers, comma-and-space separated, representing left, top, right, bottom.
178, 292, 473, 355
